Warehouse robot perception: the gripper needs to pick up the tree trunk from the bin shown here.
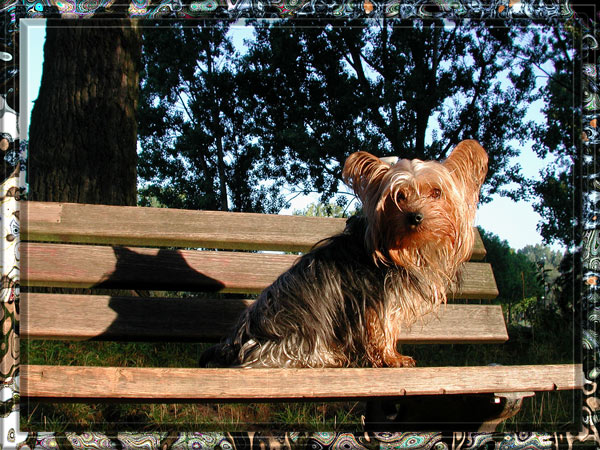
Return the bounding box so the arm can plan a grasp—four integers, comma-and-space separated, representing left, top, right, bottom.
28, 18, 141, 206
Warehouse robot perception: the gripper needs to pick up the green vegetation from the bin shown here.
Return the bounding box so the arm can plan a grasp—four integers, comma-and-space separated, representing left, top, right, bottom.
136, 20, 562, 214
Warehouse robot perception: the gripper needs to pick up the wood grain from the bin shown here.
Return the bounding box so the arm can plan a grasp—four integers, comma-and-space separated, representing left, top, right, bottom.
21, 243, 499, 298
21, 294, 508, 343
22, 201, 487, 259
21, 364, 583, 402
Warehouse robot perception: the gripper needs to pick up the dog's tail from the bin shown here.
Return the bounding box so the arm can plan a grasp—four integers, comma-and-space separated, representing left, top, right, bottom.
198, 342, 238, 367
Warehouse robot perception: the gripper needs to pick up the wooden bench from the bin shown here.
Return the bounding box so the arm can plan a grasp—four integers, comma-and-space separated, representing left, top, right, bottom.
19, 200, 582, 431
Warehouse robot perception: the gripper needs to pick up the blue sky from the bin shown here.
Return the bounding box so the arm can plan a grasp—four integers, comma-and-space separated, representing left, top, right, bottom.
21, 20, 565, 252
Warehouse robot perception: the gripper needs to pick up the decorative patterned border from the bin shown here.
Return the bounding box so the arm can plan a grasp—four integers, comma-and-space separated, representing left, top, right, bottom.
1, 1, 597, 449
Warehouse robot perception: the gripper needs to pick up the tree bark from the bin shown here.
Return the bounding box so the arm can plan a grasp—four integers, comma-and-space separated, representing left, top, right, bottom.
28, 18, 141, 206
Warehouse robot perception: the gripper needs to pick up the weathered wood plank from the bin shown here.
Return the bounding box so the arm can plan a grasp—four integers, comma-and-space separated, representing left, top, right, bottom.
21, 364, 583, 402
21, 243, 499, 298
21, 201, 486, 259
21, 294, 508, 343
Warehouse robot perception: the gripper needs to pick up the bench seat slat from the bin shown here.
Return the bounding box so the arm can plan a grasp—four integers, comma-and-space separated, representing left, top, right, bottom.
21, 201, 487, 259
21, 294, 508, 343
21, 243, 499, 298
21, 364, 583, 402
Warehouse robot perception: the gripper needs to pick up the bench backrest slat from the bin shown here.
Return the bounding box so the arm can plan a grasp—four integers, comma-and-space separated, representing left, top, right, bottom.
21, 293, 508, 343
22, 201, 487, 259
21, 243, 498, 298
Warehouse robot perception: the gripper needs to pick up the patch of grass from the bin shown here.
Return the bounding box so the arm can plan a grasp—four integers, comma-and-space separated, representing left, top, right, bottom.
21, 340, 210, 367
270, 402, 363, 431
21, 401, 365, 432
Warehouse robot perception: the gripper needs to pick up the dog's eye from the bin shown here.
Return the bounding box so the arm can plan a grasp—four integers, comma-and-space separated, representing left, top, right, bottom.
430, 188, 442, 199
395, 191, 406, 202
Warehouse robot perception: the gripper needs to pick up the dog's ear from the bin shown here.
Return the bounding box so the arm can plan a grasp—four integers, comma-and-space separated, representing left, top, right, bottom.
443, 140, 488, 201
343, 151, 391, 201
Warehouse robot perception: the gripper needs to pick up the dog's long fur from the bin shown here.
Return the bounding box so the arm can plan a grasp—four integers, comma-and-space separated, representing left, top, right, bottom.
200, 140, 488, 368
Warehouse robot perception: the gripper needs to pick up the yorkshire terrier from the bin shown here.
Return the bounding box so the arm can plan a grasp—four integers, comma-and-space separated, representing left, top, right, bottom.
200, 140, 488, 368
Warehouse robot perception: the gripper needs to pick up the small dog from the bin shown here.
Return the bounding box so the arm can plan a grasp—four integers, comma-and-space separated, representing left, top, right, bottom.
200, 140, 488, 368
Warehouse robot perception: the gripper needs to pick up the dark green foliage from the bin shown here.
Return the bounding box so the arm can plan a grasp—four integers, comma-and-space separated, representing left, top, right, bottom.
240, 19, 539, 204
552, 251, 579, 319
478, 227, 544, 313
530, 167, 576, 248
137, 19, 550, 213
138, 21, 287, 213
518, 243, 565, 308
525, 24, 579, 249
518, 244, 564, 272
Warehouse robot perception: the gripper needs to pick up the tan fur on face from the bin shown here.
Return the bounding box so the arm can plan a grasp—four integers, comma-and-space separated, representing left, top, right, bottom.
343, 140, 487, 272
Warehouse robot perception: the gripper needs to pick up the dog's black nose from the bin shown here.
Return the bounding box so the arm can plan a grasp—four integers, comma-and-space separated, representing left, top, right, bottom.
407, 212, 424, 226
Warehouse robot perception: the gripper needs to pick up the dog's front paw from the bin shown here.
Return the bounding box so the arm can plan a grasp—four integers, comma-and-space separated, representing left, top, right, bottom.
398, 355, 416, 367
385, 354, 416, 368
